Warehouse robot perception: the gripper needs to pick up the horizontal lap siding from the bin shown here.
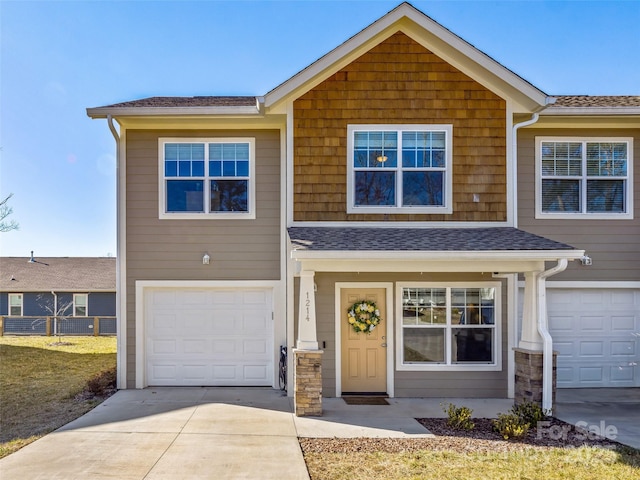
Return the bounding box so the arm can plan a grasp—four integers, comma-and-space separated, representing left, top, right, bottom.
518, 128, 640, 281
124, 129, 281, 387
312, 272, 508, 398
293, 32, 507, 222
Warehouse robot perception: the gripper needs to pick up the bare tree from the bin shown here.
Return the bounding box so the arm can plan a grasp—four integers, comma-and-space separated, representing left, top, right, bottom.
0, 193, 19, 232
37, 293, 74, 344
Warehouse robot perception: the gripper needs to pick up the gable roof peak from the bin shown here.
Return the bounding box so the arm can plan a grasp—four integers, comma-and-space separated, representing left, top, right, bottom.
264, 1, 548, 113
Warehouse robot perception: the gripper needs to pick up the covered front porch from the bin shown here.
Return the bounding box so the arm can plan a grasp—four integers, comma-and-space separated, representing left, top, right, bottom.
287, 227, 584, 416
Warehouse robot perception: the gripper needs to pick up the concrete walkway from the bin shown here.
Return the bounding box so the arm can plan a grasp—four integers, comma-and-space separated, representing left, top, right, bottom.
1, 387, 637, 479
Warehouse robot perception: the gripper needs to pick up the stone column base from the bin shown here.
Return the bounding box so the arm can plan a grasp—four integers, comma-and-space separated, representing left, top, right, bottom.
514, 347, 557, 410
293, 349, 323, 417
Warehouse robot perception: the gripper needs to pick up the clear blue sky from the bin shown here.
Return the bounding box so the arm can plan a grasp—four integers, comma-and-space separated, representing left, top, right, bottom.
1, 0, 638, 257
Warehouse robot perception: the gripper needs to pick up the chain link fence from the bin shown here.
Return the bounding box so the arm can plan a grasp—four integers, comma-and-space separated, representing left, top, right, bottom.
0, 316, 117, 336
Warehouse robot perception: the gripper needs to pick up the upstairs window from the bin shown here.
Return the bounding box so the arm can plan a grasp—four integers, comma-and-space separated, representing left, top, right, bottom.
347, 125, 453, 214
536, 138, 633, 219
8, 293, 23, 316
159, 138, 255, 219
73, 294, 88, 317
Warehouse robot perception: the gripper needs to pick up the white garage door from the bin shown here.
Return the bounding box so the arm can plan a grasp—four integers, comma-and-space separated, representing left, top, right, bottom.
548, 288, 640, 388
145, 287, 273, 386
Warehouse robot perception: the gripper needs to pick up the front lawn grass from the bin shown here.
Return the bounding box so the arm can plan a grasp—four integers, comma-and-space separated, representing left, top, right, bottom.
0, 336, 116, 458
304, 447, 640, 480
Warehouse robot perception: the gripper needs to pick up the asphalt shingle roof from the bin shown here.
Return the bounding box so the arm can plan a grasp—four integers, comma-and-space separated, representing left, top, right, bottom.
97, 96, 258, 108
288, 227, 576, 252
0, 257, 116, 291
92, 94, 640, 112
550, 96, 640, 108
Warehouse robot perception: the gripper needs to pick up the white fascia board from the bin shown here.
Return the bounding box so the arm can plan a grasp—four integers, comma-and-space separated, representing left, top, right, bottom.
291, 249, 584, 273
264, 3, 547, 113
102, 116, 286, 130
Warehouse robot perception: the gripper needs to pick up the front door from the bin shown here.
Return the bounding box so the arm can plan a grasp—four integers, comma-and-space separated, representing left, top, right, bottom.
340, 288, 387, 393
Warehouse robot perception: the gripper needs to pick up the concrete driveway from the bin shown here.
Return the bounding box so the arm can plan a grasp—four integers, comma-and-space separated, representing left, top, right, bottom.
555, 387, 640, 449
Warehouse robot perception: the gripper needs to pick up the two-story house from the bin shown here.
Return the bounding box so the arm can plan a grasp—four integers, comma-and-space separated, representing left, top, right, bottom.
87, 3, 638, 414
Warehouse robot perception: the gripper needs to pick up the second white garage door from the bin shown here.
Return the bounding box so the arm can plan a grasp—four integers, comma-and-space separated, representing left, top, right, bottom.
548, 288, 640, 388
145, 287, 273, 386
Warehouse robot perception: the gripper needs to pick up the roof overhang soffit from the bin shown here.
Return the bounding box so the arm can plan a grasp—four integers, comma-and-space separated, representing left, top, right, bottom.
87, 114, 286, 130
265, 4, 548, 114
291, 249, 585, 274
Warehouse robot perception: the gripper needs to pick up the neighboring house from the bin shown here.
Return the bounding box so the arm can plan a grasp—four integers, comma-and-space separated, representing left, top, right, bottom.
86, 3, 638, 413
0, 255, 116, 335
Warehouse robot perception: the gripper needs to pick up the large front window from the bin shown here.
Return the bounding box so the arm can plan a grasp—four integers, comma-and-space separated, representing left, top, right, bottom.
159, 138, 255, 219
536, 137, 633, 219
348, 125, 453, 214
397, 284, 500, 370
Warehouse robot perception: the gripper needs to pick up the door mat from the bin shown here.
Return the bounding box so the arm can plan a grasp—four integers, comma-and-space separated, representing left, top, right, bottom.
343, 396, 389, 405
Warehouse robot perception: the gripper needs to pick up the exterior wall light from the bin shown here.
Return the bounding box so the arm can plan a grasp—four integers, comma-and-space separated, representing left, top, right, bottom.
203, 253, 210, 265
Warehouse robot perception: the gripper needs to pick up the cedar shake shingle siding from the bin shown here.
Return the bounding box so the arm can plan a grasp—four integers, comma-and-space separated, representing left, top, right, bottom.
293, 32, 507, 222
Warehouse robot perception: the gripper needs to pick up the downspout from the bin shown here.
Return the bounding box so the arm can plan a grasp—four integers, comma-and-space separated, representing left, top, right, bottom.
506, 112, 540, 399
511, 113, 539, 228
537, 258, 568, 412
107, 114, 124, 389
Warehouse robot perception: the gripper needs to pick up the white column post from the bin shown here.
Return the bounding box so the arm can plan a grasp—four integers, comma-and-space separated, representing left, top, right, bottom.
297, 270, 319, 350
519, 271, 543, 350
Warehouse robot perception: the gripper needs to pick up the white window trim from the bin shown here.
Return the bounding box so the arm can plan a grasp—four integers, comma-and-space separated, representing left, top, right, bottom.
8, 293, 23, 316
73, 293, 88, 317
347, 124, 453, 214
395, 282, 502, 372
535, 136, 634, 220
158, 137, 256, 220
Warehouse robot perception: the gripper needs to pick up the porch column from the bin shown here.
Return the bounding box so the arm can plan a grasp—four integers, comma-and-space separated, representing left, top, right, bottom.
296, 270, 318, 350
519, 271, 542, 350
514, 270, 556, 408
294, 269, 323, 416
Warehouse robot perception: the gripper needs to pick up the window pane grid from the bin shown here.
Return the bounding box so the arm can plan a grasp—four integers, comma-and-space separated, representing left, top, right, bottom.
540, 140, 629, 214
164, 141, 251, 214
353, 128, 447, 208
402, 287, 496, 366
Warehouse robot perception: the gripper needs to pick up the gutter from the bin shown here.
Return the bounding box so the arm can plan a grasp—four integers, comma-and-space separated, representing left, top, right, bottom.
537, 258, 568, 413
511, 113, 539, 228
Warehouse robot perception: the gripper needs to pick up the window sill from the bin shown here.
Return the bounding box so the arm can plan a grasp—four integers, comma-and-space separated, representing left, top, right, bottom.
535, 211, 633, 220
159, 211, 256, 220
348, 206, 453, 215
396, 363, 501, 372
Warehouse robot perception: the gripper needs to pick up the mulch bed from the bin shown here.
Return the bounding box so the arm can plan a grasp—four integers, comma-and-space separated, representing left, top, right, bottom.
300, 417, 629, 455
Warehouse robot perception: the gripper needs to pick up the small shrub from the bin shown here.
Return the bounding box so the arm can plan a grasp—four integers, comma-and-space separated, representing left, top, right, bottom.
85, 367, 117, 397
493, 412, 530, 440
510, 400, 548, 426
442, 403, 475, 431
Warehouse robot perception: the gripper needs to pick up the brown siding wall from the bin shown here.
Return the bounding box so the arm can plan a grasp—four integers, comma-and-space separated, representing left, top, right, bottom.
293, 32, 507, 222
124, 129, 281, 387
310, 272, 508, 398
518, 127, 640, 281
